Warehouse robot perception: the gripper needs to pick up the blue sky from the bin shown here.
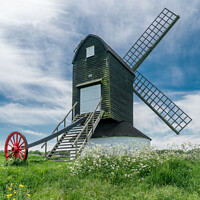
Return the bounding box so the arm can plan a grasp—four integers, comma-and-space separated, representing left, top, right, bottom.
0, 0, 200, 150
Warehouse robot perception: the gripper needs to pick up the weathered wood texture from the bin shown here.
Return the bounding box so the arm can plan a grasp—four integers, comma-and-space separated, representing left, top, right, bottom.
108, 52, 134, 123
72, 34, 134, 123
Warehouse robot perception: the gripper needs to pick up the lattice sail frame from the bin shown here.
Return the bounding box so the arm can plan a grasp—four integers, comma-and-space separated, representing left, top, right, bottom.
133, 71, 192, 134
123, 8, 180, 72
122, 8, 191, 134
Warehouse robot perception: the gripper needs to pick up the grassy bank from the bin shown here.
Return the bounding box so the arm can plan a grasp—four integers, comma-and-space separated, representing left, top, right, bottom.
1, 143, 200, 199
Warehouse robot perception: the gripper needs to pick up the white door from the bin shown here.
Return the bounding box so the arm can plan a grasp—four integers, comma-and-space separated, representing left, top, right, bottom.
80, 84, 101, 114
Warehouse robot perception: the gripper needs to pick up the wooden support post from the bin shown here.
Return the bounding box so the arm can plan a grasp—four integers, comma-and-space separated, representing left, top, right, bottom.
75, 142, 77, 157
73, 106, 75, 121
56, 128, 58, 142
64, 118, 66, 128
92, 115, 94, 134
86, 124, 88, 142
45, 143, 47, 158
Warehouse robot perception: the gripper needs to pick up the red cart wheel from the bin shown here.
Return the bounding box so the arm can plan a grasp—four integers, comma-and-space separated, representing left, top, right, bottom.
5, 132, 28, 161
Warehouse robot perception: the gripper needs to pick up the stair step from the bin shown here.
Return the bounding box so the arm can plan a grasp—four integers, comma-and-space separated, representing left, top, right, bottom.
55, 147, 81, 150
55, 145, 81, 150
68, 128, 82, 133
48, 155, 71, 159
54, 150, 79, 154
49, 152, 70, 155
68, 132, 82, 135
53, 143, 82, 148
69, 128, 83, 131
62, 139, 85, 143
53, 145, 82, 150
59, 142, 83, 145
47, 111, 101, 161
50, 153, 76, 157
57, 145, 82, 148
60, 142, 83, 145
64, 134, 86, 138
68, 130, 83, 133
62, 137, 82, 140
63, 134, 79, 137
48, 159, 73, 162
62, 137, 86, 141
50, 151, 77, 155
68, 128, 83, 133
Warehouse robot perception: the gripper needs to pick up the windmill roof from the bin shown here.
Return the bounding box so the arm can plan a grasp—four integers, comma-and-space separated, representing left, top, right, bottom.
92, 119, 151, 140
72, 34, 134, 75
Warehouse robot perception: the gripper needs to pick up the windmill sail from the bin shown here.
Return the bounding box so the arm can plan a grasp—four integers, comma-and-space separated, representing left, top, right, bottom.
122, 8, 191, 134
123, 8, 180, 72
133, 71, 192, 134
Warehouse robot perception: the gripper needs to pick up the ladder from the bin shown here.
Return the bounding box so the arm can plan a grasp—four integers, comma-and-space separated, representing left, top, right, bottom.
46, 99, 103, 161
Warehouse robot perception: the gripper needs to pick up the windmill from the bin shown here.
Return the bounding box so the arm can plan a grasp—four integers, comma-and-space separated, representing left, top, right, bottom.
54, 7, 192, 159
4, 8, 192, 161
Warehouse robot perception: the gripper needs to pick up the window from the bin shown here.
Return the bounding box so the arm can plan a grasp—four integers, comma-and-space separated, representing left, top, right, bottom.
86, 46, 95, 58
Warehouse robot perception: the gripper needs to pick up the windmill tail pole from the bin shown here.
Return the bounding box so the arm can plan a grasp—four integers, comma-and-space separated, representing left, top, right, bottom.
4, 116, 86, 161
27, 116, 86, 148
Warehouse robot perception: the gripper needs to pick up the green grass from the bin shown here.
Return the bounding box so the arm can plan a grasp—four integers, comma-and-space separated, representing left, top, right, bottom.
1, 144, 200, 200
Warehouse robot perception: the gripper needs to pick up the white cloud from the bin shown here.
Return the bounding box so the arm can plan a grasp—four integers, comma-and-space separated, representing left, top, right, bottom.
0, 37, 71, 100
152, 133, 200, 149
22, 129, 47, 137
0, 0, 62, 25
0, 103, 71, 125
176, 91, 200, 134
0, 35, 72, 125
133, 101, 169, 135
0, 0, 74, 126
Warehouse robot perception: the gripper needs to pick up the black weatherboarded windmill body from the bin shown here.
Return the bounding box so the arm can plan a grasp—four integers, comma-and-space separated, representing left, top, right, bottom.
72, 34, 135, 125
4, 8, 192, 161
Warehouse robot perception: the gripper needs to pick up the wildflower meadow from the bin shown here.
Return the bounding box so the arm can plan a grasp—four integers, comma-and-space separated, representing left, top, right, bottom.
1, 142, 200, 199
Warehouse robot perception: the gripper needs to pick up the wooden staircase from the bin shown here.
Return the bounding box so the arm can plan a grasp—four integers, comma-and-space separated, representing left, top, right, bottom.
45, 99, 103, 161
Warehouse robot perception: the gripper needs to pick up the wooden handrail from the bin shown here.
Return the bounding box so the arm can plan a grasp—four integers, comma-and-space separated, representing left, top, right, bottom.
76, 110, 103, 156
41, 102, 78, 149
73, 98, 102, 145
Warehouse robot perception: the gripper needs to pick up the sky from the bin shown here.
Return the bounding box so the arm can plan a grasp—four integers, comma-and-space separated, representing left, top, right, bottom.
0, 0, 200, 151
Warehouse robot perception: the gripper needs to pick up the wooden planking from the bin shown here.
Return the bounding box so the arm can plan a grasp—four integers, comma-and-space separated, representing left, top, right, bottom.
109, 52, 134, 123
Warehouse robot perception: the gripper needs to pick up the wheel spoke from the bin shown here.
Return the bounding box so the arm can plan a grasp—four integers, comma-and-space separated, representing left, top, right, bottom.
19, 151, 25, 156
18, 137, 22, 146
16, 134, 18, 144
8, 144, 13, 148
19, 142, 25, 148
10, 138, 14, 145
7, 152, 14, 158
19, 154, 23, 160
12, 135, 16, 144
